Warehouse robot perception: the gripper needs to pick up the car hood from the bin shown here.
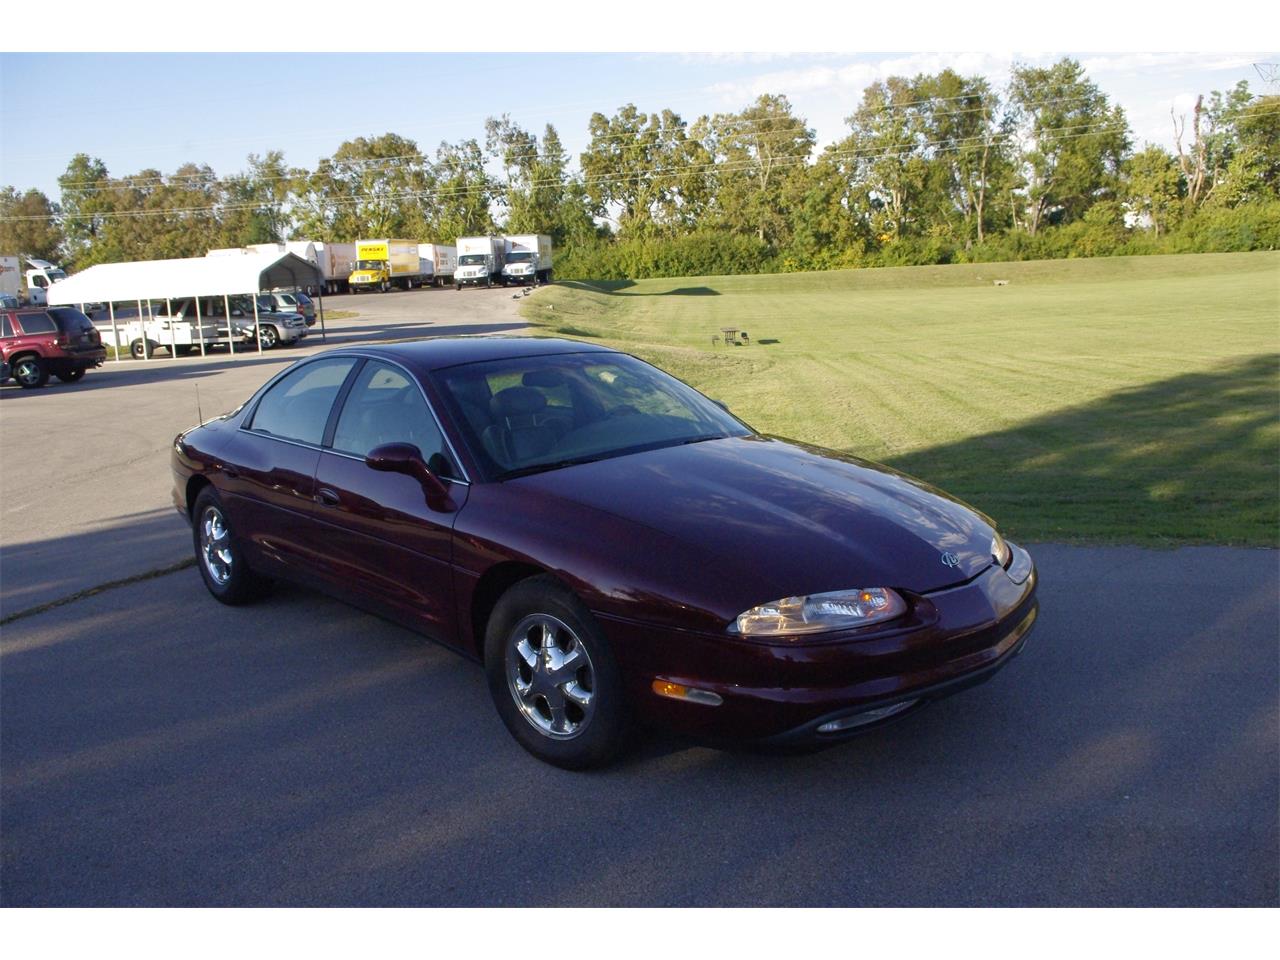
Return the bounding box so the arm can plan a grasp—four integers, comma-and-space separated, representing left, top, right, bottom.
514, 435, 997, 598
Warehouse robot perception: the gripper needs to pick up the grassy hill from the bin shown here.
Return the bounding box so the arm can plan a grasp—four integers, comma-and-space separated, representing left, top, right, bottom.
521, 252, 1280, 546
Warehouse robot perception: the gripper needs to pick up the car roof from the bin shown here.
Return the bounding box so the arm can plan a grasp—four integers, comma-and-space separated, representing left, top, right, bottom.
350, 336, 620, 372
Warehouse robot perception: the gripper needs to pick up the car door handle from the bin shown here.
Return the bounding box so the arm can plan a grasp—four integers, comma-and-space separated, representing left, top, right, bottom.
316, 487, 341, 506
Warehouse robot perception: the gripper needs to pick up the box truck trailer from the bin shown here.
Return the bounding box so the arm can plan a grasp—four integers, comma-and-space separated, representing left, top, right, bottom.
315, 241, 357, 294
1, 256, 67, 305
417, 243, 457, 287
348, 239, 427, 293
501, 234, 553, 286
454, 236, 506, 289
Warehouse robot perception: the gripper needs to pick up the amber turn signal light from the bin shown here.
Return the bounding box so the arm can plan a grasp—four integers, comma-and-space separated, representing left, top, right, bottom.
652, 679, 723, 706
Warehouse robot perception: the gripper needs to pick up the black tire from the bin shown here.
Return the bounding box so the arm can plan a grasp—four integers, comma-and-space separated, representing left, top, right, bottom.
485, 276, 492, 289
257, 325, 279, 350
12, 355, 48, 389
455, 283, 461, 291
130, 338, 154, 359
484, 575, 630, 769
175, 345, 195, 356
191, 487, 270, 605
55, 367, 87, 383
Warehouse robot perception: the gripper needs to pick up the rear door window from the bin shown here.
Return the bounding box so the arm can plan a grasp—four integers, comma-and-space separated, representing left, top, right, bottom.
2, 315, 13, 337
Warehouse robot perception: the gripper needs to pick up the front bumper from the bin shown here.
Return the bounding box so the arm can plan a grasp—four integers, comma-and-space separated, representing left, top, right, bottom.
602, 542, 1040, 744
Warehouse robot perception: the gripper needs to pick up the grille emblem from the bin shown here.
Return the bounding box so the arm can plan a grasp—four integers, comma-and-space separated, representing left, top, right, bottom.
940, 552, 961, 568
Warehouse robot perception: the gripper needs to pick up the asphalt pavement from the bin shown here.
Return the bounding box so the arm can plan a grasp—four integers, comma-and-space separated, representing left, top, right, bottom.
2, 542, 1276, 906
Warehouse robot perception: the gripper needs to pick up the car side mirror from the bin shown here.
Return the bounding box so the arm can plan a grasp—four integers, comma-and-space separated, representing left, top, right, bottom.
366, 442, 453, 511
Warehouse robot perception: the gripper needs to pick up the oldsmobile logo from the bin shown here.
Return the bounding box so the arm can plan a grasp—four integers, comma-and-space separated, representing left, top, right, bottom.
940, 552, 961, 568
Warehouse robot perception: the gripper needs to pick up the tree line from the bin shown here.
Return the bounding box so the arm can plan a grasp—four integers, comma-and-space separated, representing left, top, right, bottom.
2, 58, 1277, 280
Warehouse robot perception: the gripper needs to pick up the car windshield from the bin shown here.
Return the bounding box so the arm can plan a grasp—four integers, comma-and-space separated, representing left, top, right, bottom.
355, 259, 383, 271
433, 352, 751, 480
458, 254, 488, 265
506, 252, 534, 262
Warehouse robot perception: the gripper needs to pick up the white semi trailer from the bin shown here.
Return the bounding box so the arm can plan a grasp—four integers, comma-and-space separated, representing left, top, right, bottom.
417, 243, 457, 286
501, 234, 553, 286
314, 241, 358, 294
454, 236, 506, 289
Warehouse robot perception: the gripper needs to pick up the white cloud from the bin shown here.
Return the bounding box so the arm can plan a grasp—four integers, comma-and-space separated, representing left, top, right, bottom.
1080, 52, 1265, 76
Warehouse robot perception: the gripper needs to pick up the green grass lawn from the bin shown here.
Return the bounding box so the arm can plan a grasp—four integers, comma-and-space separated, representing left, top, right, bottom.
522, 252, 1280, 546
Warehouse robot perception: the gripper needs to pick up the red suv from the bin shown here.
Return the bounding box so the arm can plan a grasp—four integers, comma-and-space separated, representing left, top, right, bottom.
1, 307, 107, 389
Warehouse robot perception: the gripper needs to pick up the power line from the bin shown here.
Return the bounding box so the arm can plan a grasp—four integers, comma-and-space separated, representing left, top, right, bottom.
49, 92, 1106, 193
0, 115, 1159, 224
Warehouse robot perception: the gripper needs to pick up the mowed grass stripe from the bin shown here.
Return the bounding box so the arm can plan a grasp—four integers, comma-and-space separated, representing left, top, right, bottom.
526, 252, 1279, 545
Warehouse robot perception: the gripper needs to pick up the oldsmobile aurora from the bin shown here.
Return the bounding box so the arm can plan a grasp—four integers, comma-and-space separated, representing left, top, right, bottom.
171, 337, 1038, 768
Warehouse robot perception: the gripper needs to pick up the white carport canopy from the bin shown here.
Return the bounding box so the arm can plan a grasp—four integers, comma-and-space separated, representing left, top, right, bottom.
46, 250, 322, 305
46, 251, 326, 361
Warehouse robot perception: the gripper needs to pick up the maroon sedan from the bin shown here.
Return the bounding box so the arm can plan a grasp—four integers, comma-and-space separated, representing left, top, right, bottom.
171, 338, 1038, 768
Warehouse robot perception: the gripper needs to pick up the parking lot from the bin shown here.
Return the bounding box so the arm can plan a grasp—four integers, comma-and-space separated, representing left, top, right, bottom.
1, 286, 1277, 906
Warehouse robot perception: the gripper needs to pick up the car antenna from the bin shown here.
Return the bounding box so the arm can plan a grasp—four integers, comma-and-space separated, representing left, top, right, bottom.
195, 383, 204, 426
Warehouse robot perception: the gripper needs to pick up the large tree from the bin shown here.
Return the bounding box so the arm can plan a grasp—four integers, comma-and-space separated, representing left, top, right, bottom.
702, 94, 815, 245
580, 104, 709, 235
0, 187, 63, 262
912, 70, 1014, 245
1008, 58, 1130, 234
834, 77, 931, 242
1125, 145, 1183, 236
293, 133, 432, 240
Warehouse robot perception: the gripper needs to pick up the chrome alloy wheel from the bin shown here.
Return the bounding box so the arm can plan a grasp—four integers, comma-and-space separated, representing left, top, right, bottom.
506, 614, 596, 739
199, 505, 234, 586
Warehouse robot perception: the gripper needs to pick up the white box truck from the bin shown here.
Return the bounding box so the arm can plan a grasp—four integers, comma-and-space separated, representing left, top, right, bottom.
315, 241, 357, 294
454, 236, 506, 289
0, 256, 67, 305
0, 256, 21, 304
417, 243, 457, 287
502, 234, 553, 286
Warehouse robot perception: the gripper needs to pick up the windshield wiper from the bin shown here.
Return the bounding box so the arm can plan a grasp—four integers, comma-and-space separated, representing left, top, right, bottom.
497, 454, 611, 481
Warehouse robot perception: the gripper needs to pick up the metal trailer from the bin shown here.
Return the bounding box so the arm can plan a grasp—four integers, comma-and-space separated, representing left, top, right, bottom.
314, 241, 358, 294
417, 243, 457, 286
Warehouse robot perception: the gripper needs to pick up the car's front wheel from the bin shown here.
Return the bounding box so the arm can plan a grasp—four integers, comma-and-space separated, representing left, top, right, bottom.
484, 576, 629, 769
192, 487, 270, 605
257, 325, 279, 349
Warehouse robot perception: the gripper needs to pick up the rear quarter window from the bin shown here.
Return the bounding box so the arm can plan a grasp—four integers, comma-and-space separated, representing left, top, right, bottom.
48, 308, 95, 333
15, 313, 57, 334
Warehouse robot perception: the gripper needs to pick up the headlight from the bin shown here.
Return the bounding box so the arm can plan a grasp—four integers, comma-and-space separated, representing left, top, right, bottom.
991, 532, 1011, 568
729, 587, 907, 637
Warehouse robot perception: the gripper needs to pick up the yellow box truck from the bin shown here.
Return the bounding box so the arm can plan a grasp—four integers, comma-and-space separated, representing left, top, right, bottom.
347, 239, 427, 293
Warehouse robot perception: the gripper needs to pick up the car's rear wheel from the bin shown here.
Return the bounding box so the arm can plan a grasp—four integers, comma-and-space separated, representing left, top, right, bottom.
192, 487, 270, 605
130, 338, 155, 359
484, 576, 629, 769
56, 367, 86, 383
12, 355, 48, 389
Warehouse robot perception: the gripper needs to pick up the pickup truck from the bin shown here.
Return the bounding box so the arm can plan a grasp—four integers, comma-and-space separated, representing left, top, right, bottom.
91, 296, 307, 356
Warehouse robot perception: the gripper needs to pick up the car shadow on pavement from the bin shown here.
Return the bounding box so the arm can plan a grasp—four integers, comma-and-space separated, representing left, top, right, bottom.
0, 507, 190, 618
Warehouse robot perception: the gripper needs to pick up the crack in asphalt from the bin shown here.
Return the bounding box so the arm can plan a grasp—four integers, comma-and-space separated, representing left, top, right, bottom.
0, 558, 196, 627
